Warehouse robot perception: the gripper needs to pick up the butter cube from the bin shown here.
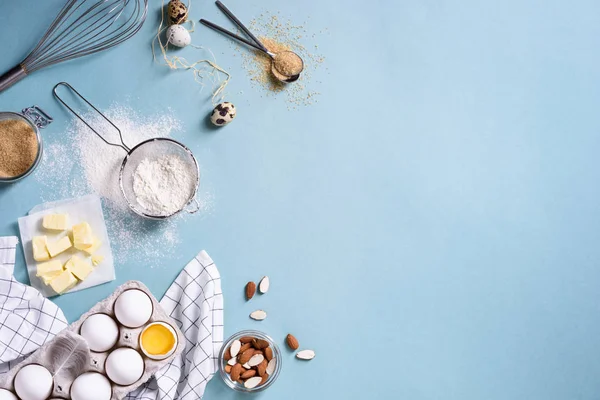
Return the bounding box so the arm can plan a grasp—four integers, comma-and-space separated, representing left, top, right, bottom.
36, 260, 63, 277
41, 274, 58, 285
77, 237, 102, 254
72, 222, 93, 249
47, 236, 72, 257
49, 270, 78, 294
32, 236, 50, 261
91, 254, 104, 266
65, 255, 93, 280
43, 214, 69, 231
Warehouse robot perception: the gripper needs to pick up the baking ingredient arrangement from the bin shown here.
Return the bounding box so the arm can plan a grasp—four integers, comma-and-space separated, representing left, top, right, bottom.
0, 0, 324, 397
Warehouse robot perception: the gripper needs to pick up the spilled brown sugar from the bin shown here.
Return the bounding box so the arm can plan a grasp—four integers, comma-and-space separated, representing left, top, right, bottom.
0, 119, 38, 178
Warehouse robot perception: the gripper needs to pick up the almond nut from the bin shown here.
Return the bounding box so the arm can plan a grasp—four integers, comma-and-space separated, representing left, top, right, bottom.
227, 357, 237, 366
296, 349, 316, 360
264, 347, 273, 361
250, 310, 267, 320
257, 359, 268, 377
260, 374, 269, 385
241, 369, 256, 379
252, 338, 270, 349
259, 276, 270, 293
266, 358, 276, 375
248, 354, 265, 367
244, 376, 262, 389
286, 334, 299, 350
224, 347, 232, 360
238, 348, 254, 364
239, 342, 252, 353
245, 282, 256, 300
239, 336, 254, 343
230, 340, 241, 358
230, 363, 243, 381
225, 365, 232, 373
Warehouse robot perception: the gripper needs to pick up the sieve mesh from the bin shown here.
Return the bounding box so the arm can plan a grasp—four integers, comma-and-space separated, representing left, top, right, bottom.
119, 138, 200, 219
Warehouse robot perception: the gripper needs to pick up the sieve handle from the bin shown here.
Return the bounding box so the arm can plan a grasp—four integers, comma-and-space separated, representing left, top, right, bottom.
184, 198, 200, 214
53, 82, 131, 153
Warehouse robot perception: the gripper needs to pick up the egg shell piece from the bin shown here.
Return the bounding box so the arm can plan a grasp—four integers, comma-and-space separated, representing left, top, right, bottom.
139, 322, 178, 360
80, 313, 119, 352
114, 289, 153, 328
14, 365, 53, 400
0, 389, 18, 400
167, 25, 191, 48
71, 372, 111, 400
105, 348, 145, 386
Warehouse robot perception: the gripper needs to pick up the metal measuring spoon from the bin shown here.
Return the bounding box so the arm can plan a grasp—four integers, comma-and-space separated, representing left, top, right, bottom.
200, 1, 304, 83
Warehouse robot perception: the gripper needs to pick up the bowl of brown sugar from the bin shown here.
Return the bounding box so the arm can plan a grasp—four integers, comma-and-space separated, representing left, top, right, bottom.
0, 106, 52, 183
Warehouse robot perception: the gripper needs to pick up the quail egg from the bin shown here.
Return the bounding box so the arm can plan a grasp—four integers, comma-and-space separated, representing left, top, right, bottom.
167, 0, 188, 24
167, 24, 191, 48
210, 102, 236, 126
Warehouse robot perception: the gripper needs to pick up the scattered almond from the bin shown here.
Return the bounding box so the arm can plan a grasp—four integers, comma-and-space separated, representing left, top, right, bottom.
230, 339, 241, 358
250, 310, 267, 320
245, 281, 256, 300
286, 334, 299, 350
264, 347, 273, 361
248, 354, 265, 367
230, 363, 243, 381
296, 349, 315, 360
259, 276, 270, 293
241, 369, 256, 379
266, 358, 276, 375
244, 376, 263, 389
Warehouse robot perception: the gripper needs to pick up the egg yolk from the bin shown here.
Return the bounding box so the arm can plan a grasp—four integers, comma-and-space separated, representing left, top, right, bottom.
141, 324, 175, 355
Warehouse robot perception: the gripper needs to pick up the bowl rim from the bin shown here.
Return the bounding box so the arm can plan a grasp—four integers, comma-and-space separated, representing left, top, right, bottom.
0, 112, 43, 183
218, 329, 282, 393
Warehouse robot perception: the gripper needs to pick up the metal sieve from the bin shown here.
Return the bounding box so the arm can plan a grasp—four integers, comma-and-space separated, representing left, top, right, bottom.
53, 82, 200, 219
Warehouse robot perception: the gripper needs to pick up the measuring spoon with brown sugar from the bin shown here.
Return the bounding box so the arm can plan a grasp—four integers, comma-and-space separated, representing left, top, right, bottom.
200, 1, 304, 83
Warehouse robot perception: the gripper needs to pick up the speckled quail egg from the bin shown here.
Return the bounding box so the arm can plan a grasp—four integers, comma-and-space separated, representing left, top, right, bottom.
14, 365, 53, 400
167, 0, 188, 24
167, 24, 191, 48
210, 102, 236, 126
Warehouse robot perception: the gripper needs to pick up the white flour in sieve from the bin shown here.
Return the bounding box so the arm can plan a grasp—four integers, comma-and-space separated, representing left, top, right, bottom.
133, 155, 196, 216
35, 104, 213, 268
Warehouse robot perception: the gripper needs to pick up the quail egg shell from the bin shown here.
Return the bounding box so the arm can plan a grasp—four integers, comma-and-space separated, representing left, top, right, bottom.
0, 389, 17, 400
80, 313, 119, 352
105, 347, 145, 386
167, 24, 191, 48
114, 289, 153, 328
210, 102, 236, 126
168, 0, 188, 24
71, 372, 111, 400
14, 365, 53, 400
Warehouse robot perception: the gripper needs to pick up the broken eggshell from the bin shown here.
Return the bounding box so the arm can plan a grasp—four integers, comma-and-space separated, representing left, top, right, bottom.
210, 102, 236, 126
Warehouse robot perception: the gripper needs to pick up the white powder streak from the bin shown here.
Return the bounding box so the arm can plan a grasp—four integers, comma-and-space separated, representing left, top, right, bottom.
35, 105, 213, 268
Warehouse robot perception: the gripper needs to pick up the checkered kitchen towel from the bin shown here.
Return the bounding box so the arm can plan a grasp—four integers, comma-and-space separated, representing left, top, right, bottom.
127, 250, 224, 400
0, 237, 68, 374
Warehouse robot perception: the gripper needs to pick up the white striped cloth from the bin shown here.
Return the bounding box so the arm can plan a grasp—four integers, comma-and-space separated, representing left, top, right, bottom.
0, 241, 224, 400
0, 236, 68, 374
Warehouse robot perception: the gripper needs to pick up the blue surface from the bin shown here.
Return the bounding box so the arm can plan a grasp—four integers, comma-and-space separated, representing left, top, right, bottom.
2, 0, 600, 399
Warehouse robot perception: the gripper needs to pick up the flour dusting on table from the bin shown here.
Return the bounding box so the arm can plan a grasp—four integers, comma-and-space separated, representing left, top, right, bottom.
35, 105, 213, 268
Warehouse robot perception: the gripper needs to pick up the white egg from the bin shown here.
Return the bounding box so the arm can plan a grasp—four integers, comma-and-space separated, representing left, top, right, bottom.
105, 348, 145, 386
114, 289, 153, 328
0, 389, 18, 400
167, 25, 191, 48
14, 365, 53, 400
71, 372, 111, 400
80, 313, 119, 352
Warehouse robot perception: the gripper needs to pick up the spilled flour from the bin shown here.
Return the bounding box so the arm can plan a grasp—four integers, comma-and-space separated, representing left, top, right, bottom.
35, 105, 213, 268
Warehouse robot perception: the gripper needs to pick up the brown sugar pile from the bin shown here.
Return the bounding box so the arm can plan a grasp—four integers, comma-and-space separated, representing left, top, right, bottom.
272, 51, 303, 76
0, 119, 38, 178
233, 12, 326, 110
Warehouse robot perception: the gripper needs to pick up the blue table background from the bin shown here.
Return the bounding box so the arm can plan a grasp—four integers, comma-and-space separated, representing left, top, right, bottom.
2, 1, 600, 399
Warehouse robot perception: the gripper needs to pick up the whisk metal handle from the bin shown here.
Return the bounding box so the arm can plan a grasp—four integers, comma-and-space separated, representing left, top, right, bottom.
0, 65, 27, 93
53, 82, 130, 153
200, 19, 270, 55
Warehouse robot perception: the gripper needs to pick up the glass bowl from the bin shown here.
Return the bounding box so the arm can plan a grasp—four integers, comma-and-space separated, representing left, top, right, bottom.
0, 107, 52, 183
218, 330, 282, 393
